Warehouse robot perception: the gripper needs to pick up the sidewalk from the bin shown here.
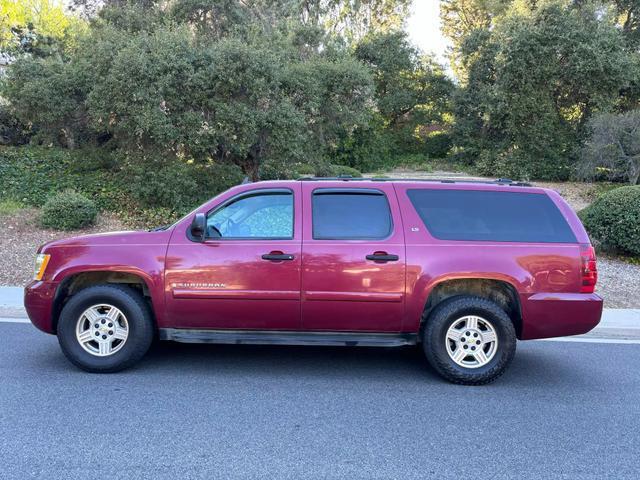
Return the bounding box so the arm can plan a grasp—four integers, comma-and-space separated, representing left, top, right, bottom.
2, 286, 639, 341
0, 286, 25, 319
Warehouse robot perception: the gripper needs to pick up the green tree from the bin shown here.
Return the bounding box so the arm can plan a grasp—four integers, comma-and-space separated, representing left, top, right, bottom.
452, 1, 634, 179
579, 110, 640, 185
440, 0, 510, 77
0, 0, 85, 56
345, 31, 453, 168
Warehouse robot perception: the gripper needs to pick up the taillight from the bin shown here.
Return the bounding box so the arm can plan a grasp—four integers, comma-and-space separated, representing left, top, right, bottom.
580, 244, 597, 293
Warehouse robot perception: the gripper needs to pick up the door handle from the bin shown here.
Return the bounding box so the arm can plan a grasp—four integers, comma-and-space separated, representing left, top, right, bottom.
366, 253, 399, 262
262, 252, 295, 261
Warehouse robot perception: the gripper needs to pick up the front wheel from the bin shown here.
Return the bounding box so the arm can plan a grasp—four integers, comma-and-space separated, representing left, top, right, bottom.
422, 296, 516, 385
57, 284, 154, 373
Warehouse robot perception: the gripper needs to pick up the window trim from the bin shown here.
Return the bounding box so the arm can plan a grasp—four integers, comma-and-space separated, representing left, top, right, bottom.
406, 188, 578, 244
187, 188, 295, 242
311, 187, 394, 241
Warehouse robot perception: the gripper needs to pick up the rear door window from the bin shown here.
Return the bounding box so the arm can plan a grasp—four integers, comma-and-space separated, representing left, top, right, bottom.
312, 189, 392, 240
407, 189, 577, 243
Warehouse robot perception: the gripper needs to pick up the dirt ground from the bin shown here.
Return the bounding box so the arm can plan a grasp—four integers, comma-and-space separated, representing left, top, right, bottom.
0, 208, 126, 286
1, 173, 638, 308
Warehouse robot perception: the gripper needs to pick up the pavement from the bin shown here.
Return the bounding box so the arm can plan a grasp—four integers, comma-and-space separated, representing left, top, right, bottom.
2, 286, 640, 479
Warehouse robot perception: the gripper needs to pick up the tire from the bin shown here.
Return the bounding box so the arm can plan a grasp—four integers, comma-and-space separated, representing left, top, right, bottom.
57, 284, 154, 373
422, 295, 516, 385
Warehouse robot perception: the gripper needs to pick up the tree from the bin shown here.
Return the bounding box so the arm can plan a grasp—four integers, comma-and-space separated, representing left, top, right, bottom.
451, 1, 634, 179
0, 0, 85, 56
579, 110, 640, 185
351, 31, 454, 165
440, 0, 510, 77
3, 55, 88, 147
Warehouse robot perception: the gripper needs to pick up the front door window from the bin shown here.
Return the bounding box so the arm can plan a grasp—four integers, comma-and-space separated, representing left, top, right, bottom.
206, 191, 293, 239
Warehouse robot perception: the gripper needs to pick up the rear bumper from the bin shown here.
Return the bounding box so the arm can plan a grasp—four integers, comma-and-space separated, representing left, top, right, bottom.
520, 293, 603, 340
24, 280, 58, 334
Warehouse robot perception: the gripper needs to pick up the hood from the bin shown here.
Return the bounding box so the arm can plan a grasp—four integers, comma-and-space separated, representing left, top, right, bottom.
39, 228, 174, 253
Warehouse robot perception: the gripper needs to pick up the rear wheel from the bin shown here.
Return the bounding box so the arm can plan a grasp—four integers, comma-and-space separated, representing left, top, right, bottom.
422, 295, 516, 385
57, 285, 154, 372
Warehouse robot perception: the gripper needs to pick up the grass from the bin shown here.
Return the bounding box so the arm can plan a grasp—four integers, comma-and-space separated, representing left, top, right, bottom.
0, 199, 24, 215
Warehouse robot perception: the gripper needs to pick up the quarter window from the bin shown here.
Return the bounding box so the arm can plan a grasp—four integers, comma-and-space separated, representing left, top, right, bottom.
312, 189, 392, 240
407, 189, 577, 243
206, 191, 293, 239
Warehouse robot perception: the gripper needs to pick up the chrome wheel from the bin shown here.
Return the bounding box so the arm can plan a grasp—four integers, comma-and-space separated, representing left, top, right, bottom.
75, 304, 129, 357
445, 315, 498, 369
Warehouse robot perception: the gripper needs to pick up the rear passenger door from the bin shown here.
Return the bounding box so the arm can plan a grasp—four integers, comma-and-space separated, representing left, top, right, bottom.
301, 183, 406, 332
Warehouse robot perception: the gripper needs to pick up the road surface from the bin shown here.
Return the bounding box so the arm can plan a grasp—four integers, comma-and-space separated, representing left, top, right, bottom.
1, 321, 639, 479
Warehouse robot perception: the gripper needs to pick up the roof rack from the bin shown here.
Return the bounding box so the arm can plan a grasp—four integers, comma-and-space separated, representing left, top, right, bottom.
296, 175, 532, 187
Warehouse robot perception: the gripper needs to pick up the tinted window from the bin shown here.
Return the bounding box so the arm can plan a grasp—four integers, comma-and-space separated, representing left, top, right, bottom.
312, 190, 392, 239
207, 191, 293, 239
407, 189, 577, 243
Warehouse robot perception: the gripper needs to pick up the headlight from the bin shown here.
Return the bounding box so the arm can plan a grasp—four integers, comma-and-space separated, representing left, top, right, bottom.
34, 254, 51, 281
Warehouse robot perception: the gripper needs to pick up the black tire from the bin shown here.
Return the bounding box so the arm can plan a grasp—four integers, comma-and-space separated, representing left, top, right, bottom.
422, 295, 516, 385
57, 284, 154, 373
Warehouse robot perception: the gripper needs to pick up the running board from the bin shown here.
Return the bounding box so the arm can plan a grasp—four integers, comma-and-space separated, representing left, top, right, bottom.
159, 329, 417, 347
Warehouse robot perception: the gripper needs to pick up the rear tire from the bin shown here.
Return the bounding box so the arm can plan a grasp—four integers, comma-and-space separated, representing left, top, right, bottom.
57, 284, 154, 373
422, 295, 516, 385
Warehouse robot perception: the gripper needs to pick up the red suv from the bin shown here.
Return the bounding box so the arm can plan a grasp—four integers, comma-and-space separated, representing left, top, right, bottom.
25, 177, 602, 384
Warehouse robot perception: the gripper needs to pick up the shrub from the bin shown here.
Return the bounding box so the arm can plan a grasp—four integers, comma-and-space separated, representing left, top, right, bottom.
422, 132, 452, 159
329, 164, 362, 177
579, 110, 640, 185
579, 186, 640, 256
123, 157, 244, 214
40, 191, 98, 230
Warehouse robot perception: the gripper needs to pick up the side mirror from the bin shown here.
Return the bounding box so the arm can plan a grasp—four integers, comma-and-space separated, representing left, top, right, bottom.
190, 213, 206, 242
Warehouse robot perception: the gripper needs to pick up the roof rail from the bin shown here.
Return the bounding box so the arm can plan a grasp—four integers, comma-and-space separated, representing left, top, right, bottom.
296, 176, 532, 187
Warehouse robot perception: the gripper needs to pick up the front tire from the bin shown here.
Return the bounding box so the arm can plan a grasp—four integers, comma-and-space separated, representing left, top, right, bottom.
57, 284, 154, 373
422, 296, 516, 385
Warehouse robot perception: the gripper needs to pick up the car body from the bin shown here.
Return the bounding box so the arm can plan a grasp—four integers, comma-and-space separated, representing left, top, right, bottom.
25, 177, 603, 384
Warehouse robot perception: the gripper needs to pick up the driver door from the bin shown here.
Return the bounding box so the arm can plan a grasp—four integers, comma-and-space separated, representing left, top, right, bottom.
164, 185, 302, 330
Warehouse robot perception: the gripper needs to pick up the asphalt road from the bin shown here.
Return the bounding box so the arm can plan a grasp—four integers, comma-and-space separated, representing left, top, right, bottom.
1, 322, 639, 480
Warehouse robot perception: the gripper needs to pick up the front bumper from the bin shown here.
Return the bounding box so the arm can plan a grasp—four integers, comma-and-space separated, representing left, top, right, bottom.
24, 280, 58, 334
520, 292, 604, 340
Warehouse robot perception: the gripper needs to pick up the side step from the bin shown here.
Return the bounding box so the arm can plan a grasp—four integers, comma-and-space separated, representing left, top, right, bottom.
159, 328, 418, 347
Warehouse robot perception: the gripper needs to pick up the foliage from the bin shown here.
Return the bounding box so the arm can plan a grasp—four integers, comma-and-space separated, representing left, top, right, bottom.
0, 0, 85, 56
335, 31, 454, 171
0, 199, 23, 215
440, 0, 510, 77
40, 190, 97, 230
0, 146, 244, 227
123, 155, 244, 214
2, 6, 378, 179
580, 186, 640, 256
451, 1, 634, 180
0, 102, 30, 145
579, 110, 640, 185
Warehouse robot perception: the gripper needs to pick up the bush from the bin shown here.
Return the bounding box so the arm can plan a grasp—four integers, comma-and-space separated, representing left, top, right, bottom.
123, 157, 244, 214
0, 146, 246, 227
579, 110, 640, 185
0, 146, 125, 210
40, 191, 98, 230
329, 164, 362, 177
422, 132, 452, 159
579, 186, 640, 256
475, 150, 571, 181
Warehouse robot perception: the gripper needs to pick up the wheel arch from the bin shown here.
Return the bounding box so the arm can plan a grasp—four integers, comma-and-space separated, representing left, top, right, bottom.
420, 277, 523, 339
52, 270, 157, 333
